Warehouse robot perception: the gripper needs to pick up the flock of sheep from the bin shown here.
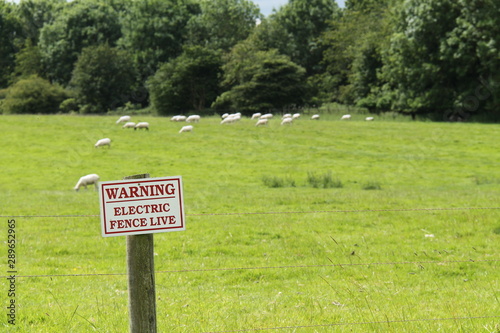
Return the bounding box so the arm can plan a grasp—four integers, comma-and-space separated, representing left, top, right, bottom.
74, 112, 374, 191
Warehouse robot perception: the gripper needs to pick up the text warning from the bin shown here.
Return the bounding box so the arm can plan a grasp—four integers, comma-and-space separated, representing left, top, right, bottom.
99, 176, 185, 237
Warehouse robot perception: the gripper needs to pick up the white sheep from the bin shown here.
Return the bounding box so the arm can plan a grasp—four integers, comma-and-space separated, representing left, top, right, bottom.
341, 114, 351, 120
292, 113, 301, 119
221, 117, 236, 124
282, 113, 292, 119
260, 113, 273, 119
179, 125, 193, 133
74, 174, 100, 191
186, 115, 200, 123
281, 117, 293, 125
116, 115, 131, 124
365, 117, 374, 121
221, 113, 229, 119
311, 114, 320, 120
94, 138, 111, 148
122, 122, 136, 129
251, 113, 262, 119
255, 118, 268, 126
228, 112, 241, 120
171, 115, 186, 122
135, 122, 149, 130
221, 114, 240, 124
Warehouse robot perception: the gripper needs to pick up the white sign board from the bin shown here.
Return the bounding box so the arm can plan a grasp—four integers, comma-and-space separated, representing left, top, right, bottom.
99, 176, 185, 237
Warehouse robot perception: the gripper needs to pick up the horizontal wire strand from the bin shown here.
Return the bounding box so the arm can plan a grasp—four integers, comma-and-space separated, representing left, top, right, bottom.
4, 259, 497, 279
203, 315, 500, 332
1, 206, 499, 219
2, 207, 498, 330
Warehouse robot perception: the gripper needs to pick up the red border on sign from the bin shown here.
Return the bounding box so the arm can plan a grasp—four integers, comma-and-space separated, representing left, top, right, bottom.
100, 177, 184, 236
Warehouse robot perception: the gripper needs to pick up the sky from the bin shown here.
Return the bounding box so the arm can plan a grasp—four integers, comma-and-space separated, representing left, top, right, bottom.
254, 0, 346, 17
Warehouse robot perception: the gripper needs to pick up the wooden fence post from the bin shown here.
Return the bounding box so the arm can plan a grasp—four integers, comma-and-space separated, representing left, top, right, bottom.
124, 173, 157, 333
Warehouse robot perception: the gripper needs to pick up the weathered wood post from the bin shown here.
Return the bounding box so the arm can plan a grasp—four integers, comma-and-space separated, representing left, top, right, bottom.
124, 173, 157, 333
100, 173, 185, 332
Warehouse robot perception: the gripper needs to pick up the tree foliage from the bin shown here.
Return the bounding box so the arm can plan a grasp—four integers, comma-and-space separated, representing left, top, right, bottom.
14, 0, 65, 44
148, 45, 223, 115
0, 1, 22, 88
119, 0, 199, 81
1, 0, 500, 119
186, 0, 261, 52
213, 44, 306, 114
1, 75, 68, 114
380, 0, 500, 118
70, 44, 136, 113
11, 38, 43, 83
38, 0, 121, 85
270, 0, 340, 74
320, 0, 391, 106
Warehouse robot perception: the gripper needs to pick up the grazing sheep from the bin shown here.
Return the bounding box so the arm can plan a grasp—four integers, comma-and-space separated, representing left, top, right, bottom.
186, 115, 200, 123
171, 115, 186, 122
116, 115, 131, 124
255, 118, 268, 126
282, 113, 292, 119
221, 114, 240, 124
260, 113, 273, 119
74, 174, 100, 191
292, 113, 301, 119
94, 138, 111, 148
221, 117, 236, 124
122, 122, 136, 129
179, 125, 193, 133
135, 122, 149, 130
281, 117, 293, 125
311, 114, 320, 120
221, 113, 229, 119
251, 113, 262, 119
341, 114, 351, 120
365, 117, 374, 121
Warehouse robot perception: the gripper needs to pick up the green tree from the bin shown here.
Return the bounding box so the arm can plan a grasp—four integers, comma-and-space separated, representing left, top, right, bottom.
69, 44, 136, 113
380, 0, 500, 119
320, 0, 392, 106
1, 75, 68, 114
248, 17, 297, 64
119, 0, 199, 82
345, 0, 388, 10
148, 45, 223, 115
11, 38, 43, 82
15, 0, 65, 43
270, 0, 340, 75
0, 1, 22, 88
213, 44, 307, 114
186, 0, 261, 52
38, 0, 121, 85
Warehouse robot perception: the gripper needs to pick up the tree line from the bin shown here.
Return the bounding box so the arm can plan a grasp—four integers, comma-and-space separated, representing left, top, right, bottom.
1, 0, 499, 120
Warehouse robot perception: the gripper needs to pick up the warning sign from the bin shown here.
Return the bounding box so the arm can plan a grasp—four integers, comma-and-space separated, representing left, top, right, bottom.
99, 176, 185, 237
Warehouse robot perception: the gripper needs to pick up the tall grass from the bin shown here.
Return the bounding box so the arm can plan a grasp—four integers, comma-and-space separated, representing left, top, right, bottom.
361, 180, 382, 190
262, 175, 296, 188
0, 114, 499, 332
307, 170, 343, 188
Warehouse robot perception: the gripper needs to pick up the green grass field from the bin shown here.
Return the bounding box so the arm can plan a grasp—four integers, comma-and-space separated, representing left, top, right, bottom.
1, 113, 499, 332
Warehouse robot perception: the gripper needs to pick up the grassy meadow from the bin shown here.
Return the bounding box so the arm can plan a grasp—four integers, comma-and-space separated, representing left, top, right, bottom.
1, 112, 499, 332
